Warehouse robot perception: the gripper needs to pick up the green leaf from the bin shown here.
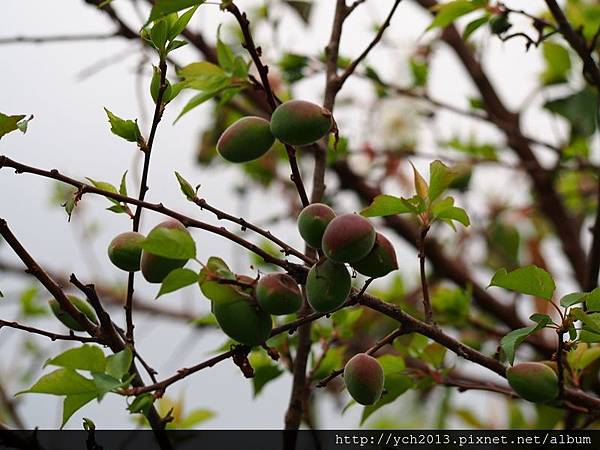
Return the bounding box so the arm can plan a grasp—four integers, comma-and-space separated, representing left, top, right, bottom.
178, 61, 228, 90
119, 171, 128, 197
560, 291, 593, 308
249, 351, 283, 397
128, 393, 155, 415
62, 393, 97, 428
489, 265, 555, 300
91, 372, 125, 396
150, 19, 169, 51
148, 0, 205, 24
578, 347, 600, 370
428, 160, 456, 202
175, 86, 230, 122
178, 409, 215, 428
571, 309, 600, 335
500, 314, 550, 364
432, 196, 470, 228
0, 112, 27, 140
544, 87, 599, 138
104, 108, 141, 142
45, 345, 106, 373
427, 0, 485, 31
106, 348, 133, 379
156, 268, 199, 298
216, 26, 236, 72
541, 42, 572, 85
168, 6, 200, 40
586, 287, 600, 311
463, 14, 489, 40
175, 172, 197, 200
141, 226, 196, 259
19, 368, 98, 396
360, 195, 411, 217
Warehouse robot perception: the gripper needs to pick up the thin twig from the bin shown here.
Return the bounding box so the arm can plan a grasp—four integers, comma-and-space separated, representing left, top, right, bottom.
0, 319, 98, 343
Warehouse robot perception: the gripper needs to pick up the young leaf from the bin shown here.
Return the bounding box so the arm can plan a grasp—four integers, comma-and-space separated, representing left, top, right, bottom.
560, 292, 588, 308
168, 6, 200, 40
175, 172, 197, 200
427, 0, 484, 31
141, 227, 196, 259
411, 163, 429, 200
428, 160, 456, 202
500, 314, 550, 364
156, 268, 199, 298
249, 351, 283, 397
106, 348, 133, 379
119, 171, 128, 197
216, 25, 236, 72
104, 108, 141, 143
463, 14, 489, 40
45, 345, 106, 373
0, 112, 26, 140
489, 265, 555, 300
148, 0, 205, 24
360, 195, 411, 217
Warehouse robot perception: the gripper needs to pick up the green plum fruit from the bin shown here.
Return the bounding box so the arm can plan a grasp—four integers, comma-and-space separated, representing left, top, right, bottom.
306, 259, 351, 312
351, 233, 398, 278
507, 362, 559, 403
297, 203, 336, 249
343, 353, 384, 405
141, 220, 190, 283
322, 213, 376, 263
270, 100, 332, 146
49, 295, 99, 332
216, 116, 275, 163
213, 297, 273, 346
256, 273, 302, 315
107, 231, 145, 272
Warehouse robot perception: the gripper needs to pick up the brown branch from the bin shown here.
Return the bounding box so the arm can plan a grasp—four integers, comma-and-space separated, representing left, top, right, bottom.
0, 219, 99, 336
193, 197, 313, 264
0, 155, 301, 275
0, 319, 98, 343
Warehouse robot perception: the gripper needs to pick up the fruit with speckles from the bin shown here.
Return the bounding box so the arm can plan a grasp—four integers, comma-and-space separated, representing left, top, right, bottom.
256, 273, 302, 315
351, 233, 398, 278
297, 203, 336, 249
217, 116, 275, 163
322, 214, 376, 263
343, 353, 384, 405
107, 231, 145, 272
270, 100, 333, 146
507, 362, 559, 403
213, 296, 272, 346
306, 259, 351, 312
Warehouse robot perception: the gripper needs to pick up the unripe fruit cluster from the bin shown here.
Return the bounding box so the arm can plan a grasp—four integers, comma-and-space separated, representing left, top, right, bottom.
216, 100, 333, 163
297, 204, 398, 313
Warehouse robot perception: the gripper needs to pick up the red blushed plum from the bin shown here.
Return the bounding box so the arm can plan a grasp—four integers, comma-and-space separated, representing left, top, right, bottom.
322, 213, 376, 263
351, 233, 398, 278
343, 353, 384, 405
